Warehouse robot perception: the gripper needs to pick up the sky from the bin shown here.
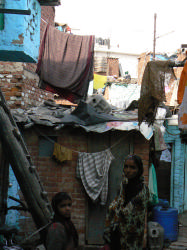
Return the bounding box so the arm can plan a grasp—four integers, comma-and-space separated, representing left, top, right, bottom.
55, 0, 187, 54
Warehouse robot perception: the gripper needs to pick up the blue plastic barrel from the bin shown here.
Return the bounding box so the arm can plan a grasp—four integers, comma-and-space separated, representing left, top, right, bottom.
157, 199, 169, 208
153, 206, 178, 241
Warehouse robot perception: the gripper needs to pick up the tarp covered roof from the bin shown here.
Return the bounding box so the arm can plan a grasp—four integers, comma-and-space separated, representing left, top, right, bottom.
11, 100, 153, 140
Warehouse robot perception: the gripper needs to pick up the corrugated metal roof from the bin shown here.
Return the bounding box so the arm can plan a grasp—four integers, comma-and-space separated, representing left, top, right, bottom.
38, 0, 61, 6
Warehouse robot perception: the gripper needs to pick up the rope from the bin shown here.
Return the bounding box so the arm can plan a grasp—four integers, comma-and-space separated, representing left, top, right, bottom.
34, 127, 135, 154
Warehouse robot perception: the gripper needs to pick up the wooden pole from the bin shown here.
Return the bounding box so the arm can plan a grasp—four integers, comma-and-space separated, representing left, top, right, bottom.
0, 104, 53, 238
0, 140, 9, 224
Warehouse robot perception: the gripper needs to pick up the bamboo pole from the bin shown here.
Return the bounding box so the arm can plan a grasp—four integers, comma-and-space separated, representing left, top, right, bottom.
0, 102, 53, 239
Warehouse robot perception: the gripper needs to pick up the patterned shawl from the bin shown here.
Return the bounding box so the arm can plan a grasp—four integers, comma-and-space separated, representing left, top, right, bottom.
103, 175, 149, 250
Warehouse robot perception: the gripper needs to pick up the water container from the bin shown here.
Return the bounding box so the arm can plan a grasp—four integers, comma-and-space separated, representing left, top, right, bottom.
157, 199, 169, 208
147, 221, 164, 250
153, 206, 178, 241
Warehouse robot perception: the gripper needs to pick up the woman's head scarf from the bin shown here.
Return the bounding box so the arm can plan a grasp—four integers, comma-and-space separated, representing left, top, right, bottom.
124, 154, 144, 179
103, 155, 148, 249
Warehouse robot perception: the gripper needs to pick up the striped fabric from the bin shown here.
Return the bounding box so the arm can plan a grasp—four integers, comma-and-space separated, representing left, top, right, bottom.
77, 149, 114, 205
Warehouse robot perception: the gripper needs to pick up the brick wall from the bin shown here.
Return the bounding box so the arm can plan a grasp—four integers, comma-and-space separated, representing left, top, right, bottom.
175, 50, 186, 78
0, 6, 55, 109
0, 62, 54, 109
19, 128, 151, 246
22, 127, 88, 244
107, 58, 119, 77
134, 131, 150, 185
137, 52, 151, 85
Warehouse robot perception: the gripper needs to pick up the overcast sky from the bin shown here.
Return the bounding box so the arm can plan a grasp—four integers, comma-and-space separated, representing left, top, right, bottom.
55, 0, 187, 54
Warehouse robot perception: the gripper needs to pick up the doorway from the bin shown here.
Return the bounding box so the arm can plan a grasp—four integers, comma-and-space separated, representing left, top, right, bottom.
86, 131, 132, 245
155, 144, 172, 204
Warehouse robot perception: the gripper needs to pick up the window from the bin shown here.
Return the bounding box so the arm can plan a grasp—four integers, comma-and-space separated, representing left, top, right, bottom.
38, 136, 57, 157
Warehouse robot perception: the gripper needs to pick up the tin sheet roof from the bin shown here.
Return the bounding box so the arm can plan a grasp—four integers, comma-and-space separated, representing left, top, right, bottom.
11, 99, 153, 140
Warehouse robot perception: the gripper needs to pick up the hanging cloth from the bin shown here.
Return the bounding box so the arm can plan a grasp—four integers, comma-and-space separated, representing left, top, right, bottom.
178, 86, 187, 129
93, 74, 107, 89
153, 124, 167, 151
138, 61, 176, 125
178, 60, 187, 129
36, 24, 95, 103
148, 163, 159, 205
53, 143, 72, 163
177, 60, 187, 105
76, 149, 114, 205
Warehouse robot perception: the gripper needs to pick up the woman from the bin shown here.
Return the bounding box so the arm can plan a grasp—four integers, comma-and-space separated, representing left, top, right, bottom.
103, 154, 149, 250
46, 192, 79, 250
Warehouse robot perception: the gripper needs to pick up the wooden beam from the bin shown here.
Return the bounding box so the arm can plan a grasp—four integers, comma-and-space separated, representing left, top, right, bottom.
0, 104, 53, 239
0, 140, 9, 224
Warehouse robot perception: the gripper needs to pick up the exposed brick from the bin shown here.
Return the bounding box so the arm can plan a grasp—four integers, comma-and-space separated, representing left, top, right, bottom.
19, 127, 151, 246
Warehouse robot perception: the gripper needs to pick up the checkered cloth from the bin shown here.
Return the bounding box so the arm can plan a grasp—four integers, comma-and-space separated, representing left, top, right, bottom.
77, 149, 114, 205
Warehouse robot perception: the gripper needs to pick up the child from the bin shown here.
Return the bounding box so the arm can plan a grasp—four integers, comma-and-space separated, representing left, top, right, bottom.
46, 192, 78, 250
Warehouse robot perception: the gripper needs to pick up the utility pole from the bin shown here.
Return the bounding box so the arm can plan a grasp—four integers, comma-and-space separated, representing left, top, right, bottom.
153, 13, 174, 60
153, 13, 157, 60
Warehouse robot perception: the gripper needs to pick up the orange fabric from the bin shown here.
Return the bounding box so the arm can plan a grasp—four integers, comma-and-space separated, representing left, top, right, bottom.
180, 113, 187, 125
177, 60, 187, 104
178, 86, 187, 129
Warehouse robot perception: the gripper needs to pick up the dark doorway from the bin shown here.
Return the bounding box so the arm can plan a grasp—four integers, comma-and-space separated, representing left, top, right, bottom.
86, 131, 131, 245
155, 145, 172, 203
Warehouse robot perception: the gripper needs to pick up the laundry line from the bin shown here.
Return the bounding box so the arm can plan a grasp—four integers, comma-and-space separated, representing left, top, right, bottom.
34, 127, 134, 155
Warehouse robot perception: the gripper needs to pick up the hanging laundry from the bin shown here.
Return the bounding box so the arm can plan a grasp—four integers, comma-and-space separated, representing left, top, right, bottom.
53, 142, 72, 163
178, 60, 187, 129
178, 88, 187, 129
138, 61, 176, 125
93, 74, 107, 90
148, 163, 159, 206
160, 148, 171, 162
76, 149, 114, 205
177, 60, 187, 105
36, 24, 95, 103
153, 124, 167, 151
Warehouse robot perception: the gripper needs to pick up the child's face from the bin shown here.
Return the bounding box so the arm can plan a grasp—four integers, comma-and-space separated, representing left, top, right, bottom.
57, 199, 72, 218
